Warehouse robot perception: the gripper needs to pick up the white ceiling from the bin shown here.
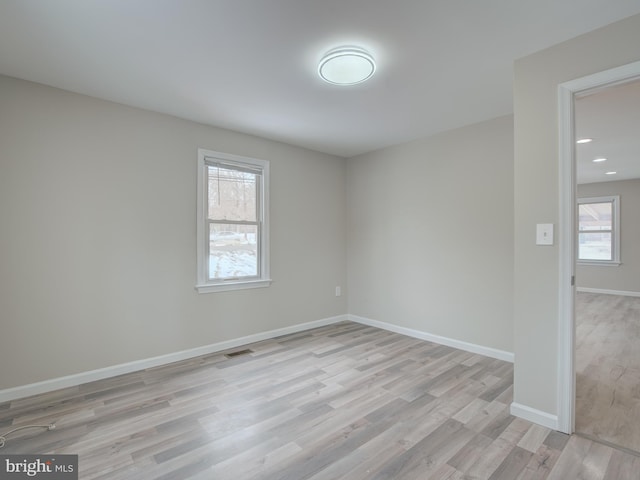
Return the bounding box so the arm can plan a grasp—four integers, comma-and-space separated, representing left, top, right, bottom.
576, 79, 640, 184
1, 0, 640, 158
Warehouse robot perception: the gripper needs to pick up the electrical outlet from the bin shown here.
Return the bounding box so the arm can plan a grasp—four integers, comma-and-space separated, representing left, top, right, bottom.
335, 286, 341, 297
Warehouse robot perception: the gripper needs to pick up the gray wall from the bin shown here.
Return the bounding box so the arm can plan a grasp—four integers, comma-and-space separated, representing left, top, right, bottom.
0, 75, 347, 390
513, 14, 640, 416
347, 115, 514, 353
577, 179, 640, 293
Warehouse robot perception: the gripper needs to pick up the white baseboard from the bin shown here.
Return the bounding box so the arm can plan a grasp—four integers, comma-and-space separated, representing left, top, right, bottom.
510, 402, 559, 430
1, 313, 516, 403
576, 287, 640, 298
0, 314, 347, 403
348, 314, 514, 363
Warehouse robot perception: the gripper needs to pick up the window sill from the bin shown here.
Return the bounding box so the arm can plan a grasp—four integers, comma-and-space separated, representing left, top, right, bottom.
577, 261, 621, 267
196, 279, 272, 294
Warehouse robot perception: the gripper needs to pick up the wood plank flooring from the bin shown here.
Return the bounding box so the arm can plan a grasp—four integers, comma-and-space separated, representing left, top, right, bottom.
575, 292, 640, 454
1, 321, 639, 479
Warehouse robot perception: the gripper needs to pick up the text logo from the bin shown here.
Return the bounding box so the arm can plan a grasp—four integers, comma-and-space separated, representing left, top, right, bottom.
0, 455, 77, 479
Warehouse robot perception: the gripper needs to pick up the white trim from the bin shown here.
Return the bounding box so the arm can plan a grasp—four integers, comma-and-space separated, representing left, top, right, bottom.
558, 78, 576, 435
195, 278, 272, 293
196, 148, 270, 293
577, 195, 620, 265
348, 314, 514, 363
0, 315, 347, 403
558, 60, 640, 436
576, 261, 621, 267
510, 402, 559, 430
577, 287, 640, 298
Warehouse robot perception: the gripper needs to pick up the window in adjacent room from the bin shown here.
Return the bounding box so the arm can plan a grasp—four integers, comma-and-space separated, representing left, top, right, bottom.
196, 149, 270, 293
577, 195, 620, 265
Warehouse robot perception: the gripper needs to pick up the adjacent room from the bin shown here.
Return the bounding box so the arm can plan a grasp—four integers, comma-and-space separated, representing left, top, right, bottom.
573, 79, 640, 453
1, 2, 640, 479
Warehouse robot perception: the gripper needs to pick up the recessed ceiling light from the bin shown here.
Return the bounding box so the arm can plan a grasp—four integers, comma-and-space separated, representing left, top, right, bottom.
318, 47, 376, 85
592, 158, 607, 163
605, 171, 617, 175
576, 138, 593, 144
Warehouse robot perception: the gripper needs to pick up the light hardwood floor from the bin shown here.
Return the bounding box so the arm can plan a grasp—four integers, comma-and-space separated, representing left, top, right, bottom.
575, 292, 640, 454
1, 321, 639, 479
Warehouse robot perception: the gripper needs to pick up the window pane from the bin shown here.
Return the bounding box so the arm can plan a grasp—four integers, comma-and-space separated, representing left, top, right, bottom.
208, 165, 257, 222
578, 202, 612, 231
578, 232, 612, 260
209, 224, 258, 279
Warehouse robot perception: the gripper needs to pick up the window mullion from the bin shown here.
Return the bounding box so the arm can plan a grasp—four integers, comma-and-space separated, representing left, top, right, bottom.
579, 228, 612, 233
209, 219, 258, 226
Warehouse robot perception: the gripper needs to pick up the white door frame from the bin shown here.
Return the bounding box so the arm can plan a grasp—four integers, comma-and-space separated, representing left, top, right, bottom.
557, 60, 640, 434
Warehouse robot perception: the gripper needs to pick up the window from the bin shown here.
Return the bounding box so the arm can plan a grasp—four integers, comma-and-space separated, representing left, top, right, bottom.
196, 149, 270, 292
577, 196, 620, 265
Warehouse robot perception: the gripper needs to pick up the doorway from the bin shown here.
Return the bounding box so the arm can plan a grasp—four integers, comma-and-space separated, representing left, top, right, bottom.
574, 79, 640, 453
558, 61, 640, 445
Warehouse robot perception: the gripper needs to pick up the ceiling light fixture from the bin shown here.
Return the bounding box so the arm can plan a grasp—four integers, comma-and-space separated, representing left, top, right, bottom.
605, 171, 617, 175
318, 47, 376, 85
592, 158, 607, 163
576, 138, 593, 144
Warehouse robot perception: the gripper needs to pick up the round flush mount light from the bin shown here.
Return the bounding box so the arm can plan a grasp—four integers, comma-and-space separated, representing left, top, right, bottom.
318, 47, 376, 85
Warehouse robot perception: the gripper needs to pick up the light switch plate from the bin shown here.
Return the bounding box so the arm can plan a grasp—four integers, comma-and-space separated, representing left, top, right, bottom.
536, 223, 554, 245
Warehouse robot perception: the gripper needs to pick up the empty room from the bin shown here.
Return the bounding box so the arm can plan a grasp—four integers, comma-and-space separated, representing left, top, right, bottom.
1, 2, 640, 479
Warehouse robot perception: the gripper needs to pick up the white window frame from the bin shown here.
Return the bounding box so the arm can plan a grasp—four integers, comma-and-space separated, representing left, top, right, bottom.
577, 195, 620, 266
196, 149, 271, 293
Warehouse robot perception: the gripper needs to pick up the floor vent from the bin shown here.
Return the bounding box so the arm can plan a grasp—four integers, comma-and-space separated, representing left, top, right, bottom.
225, 349, 253, 358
